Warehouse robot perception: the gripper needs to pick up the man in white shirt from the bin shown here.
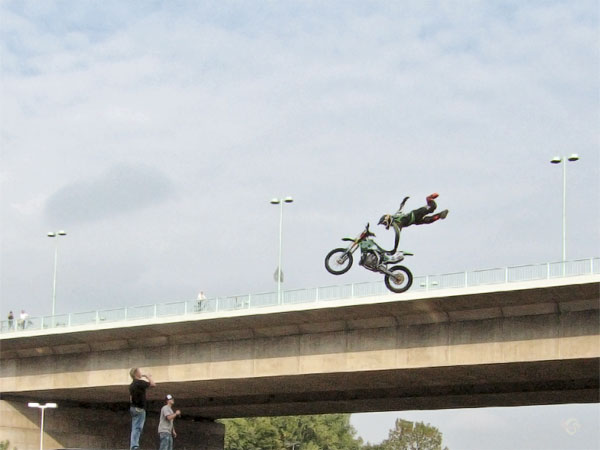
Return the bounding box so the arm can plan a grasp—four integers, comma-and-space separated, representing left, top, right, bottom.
158, 394, 181, 450
19, 310, 29, 329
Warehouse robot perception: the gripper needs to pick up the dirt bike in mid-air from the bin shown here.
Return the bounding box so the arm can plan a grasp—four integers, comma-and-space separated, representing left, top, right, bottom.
324, 223, 413, 293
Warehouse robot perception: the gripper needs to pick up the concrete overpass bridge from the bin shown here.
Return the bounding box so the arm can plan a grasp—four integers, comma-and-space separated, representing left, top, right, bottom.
1, 258, 599, 449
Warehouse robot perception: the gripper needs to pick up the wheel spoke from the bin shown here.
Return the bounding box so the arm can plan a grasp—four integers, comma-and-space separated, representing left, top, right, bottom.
384, 265, 413, 293
325, 248, 353, 275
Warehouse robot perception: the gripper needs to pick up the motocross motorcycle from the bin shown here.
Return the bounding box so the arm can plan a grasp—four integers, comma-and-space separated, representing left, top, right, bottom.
324, 223, 413, 293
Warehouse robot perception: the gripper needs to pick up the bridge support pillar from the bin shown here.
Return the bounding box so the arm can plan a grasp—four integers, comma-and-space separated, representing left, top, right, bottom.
0, 399, 225, 450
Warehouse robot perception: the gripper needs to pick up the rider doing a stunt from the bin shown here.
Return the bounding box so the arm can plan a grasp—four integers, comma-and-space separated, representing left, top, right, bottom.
378, 193, 449, 254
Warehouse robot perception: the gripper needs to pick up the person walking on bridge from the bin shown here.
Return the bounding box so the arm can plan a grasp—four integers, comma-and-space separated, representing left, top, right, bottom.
158, 394, 181, 450
129, 367, 155, 450
19, 309, 29, 329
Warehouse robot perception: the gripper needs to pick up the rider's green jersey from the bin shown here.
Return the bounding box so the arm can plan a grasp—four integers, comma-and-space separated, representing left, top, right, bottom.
393, 211, 416, 228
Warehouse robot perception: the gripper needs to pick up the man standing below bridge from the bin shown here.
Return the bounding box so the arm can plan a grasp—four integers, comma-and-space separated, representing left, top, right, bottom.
158, 394, 181, 450
129, 367, 155, 450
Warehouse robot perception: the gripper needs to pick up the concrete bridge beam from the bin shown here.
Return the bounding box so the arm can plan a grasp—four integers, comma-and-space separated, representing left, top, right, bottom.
0, 399, 224, 450
0, 276, 598, 446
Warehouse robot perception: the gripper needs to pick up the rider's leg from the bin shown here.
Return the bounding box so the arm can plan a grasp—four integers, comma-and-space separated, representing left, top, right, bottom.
412, 203, 435, 223
413, 193, 440, 224
425, 193, 438, 211
419, 209, 449, 224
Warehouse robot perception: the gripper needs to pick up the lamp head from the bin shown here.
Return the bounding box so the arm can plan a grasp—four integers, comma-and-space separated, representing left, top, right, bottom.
47, 232, 56, 237
550, 156, 562, 164
58, 230, 67, 236
28, 402, 40, 408
270, 198, 280, 204
567, 154, 579, 162
284, 197, 293, 203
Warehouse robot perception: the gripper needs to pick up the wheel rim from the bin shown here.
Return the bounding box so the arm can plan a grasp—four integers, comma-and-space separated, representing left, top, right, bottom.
388, 269, 409, 289
330, 252, 349, 271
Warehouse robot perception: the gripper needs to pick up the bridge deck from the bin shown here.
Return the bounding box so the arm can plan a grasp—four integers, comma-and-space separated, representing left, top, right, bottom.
2, 257, 598, 338
1, 275, 598, 418
0, 275, 597, 354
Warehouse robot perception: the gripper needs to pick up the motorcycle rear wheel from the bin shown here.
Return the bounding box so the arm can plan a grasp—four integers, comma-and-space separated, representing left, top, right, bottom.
384, 265, 413, 293
325, 248, 353, 275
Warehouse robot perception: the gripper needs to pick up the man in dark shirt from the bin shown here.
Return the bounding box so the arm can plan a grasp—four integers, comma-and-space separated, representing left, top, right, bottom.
129, 367, 155, 450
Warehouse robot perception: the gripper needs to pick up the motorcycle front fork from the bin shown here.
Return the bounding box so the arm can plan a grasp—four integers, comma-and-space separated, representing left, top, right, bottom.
378, 265, 398, 278
344, 243, 359, 258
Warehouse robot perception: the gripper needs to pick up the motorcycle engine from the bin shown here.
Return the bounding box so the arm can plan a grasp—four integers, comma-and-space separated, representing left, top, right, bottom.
360, 251, 379, 270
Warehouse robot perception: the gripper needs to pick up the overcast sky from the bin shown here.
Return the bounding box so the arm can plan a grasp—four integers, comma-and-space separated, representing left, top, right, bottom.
1, 1, 598, 448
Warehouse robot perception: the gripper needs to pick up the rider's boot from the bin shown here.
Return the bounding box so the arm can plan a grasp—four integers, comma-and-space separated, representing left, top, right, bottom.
426, 192, 439, 202
434, 209, 449, 220
422, 209, 449, 224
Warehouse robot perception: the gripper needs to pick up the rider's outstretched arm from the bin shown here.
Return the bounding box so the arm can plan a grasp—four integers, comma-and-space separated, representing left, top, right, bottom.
396, 196, 410, 214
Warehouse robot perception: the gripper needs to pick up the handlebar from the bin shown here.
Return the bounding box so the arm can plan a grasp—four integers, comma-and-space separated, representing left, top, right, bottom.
364, 223, 375, 237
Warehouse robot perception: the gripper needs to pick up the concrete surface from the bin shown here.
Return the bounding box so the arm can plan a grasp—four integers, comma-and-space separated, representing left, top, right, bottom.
1, 275, 598, 448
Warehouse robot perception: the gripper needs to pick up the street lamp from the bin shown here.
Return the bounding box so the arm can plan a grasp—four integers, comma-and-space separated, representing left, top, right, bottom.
28, 402, 57, 450
550, 154, 579, 262
270, 196, 293, 304
47, 230, 67, 316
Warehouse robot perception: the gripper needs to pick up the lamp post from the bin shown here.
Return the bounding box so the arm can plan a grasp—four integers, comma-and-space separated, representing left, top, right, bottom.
270, 196, 293, 304
28, 402, 57, 450
47, 230, 67, 316
550, 154, 579, 262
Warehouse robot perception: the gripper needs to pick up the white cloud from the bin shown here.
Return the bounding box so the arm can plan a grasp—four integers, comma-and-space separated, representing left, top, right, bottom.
43, 163, 176, 223
10, 194, 46, 216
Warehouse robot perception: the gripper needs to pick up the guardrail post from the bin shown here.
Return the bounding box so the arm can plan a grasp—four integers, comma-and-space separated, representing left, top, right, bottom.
351, 283, 354, 298
316, 287, 319, 302
41, 317, 44, 330
216, 298, 220, 312
464, 271, 468, 288
154, 304, 158, 318
505, 267, 508, 283
95, 311, 99, 325
591, 257, 594, 274
184, 301, 188, 315
68, 313, 72, 327
547, 263, 550, 279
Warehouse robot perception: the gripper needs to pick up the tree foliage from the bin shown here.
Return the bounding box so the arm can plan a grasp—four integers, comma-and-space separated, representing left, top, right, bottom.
221, 414, 363, 450
365, 419, 449, 450
221, 415, 448, 450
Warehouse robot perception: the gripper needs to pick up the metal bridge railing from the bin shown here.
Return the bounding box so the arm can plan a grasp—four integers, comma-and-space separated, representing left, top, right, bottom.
1, 257, 598, 334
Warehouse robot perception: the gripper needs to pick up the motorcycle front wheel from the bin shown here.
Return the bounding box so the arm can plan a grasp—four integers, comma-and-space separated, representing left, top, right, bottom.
325, 248, 353, 275
384, 265, 413, 293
